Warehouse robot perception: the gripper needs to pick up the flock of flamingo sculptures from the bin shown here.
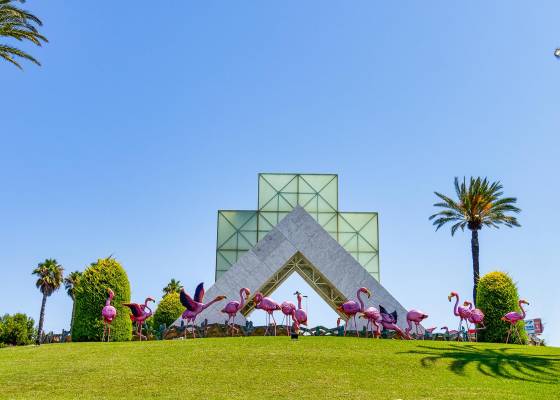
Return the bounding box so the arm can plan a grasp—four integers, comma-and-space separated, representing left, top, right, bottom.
98, 283, 530, 343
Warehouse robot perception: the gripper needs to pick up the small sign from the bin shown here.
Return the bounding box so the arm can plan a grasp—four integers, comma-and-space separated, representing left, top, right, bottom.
524, 318, 544, 334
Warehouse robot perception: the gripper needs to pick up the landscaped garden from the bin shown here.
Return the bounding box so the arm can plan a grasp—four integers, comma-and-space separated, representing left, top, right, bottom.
0, 338, 558, 399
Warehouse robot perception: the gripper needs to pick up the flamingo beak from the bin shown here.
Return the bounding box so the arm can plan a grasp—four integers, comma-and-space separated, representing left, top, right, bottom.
366, 289, 372, 298
447, 295, 452, 302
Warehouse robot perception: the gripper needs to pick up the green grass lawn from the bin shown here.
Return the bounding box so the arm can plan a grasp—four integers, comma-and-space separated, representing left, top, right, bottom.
0, 337, 558, 399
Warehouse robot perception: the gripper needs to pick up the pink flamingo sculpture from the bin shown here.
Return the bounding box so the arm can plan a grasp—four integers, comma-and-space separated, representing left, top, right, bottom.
405, 309, 429, 340
337, 287, 371, 336
448, 291, 472, 340
424, 326, 437, 340
360, 305, 382, 338
440, 326, 459, 341
123, 297, 155, 341
293, 291, 308, 329
464, 300, 485, 342
379, 305, 407, 339
101, 288, 117, 342
502, 299, 529, 344
221, 288, 250, 336
180, 283, 226, 338
280, 300, 296, 335
252, 292, 281, 336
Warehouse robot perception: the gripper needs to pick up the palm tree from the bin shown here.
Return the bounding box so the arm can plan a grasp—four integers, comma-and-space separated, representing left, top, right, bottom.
162, 279, 182, 296
1, 0, 47, 69
32, 259, 64, 344
430, 177, 521, 305
63, 270, 82, 332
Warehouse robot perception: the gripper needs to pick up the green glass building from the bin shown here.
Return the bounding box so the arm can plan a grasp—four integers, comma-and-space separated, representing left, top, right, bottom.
216, 173, 380, 281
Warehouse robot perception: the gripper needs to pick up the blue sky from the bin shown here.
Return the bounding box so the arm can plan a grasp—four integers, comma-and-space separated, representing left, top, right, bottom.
1, 1, 559, 345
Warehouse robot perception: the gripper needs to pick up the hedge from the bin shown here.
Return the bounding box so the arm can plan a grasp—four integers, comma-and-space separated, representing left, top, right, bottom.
72, 258, 132, 341
0, 313, 35, 346
477, 271, 528, 344
153, 292, 183, 330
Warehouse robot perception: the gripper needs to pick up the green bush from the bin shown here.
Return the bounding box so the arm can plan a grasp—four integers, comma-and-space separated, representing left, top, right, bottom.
477, 271, 528, 344
72, 258, 132, 342
0, 313, 35, 346
153, 293, 183, 330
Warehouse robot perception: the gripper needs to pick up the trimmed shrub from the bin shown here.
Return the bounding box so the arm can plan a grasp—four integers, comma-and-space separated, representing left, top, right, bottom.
153, 293, 183, 330
477, 271, 528, 344
72, 258, 132, 341
0, 313, 35, 346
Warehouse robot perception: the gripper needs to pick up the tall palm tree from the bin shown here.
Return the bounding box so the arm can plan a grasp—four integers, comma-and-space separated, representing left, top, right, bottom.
32, 259, 64, 344
0, 0, 47, 69
162, 279, 182, 296
430, 177, 521, 305
63, 270, 82, 332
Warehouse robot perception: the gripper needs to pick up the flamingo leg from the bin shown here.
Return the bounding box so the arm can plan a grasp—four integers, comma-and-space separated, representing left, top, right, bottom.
108, 325, 111, 342
505, 325, 512, 344
353, 316, 359, 337
271, 313, 277, 336
102, 322, 106, 342
343, 318, 348, 337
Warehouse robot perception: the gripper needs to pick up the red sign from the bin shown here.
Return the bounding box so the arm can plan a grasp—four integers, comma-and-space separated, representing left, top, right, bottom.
533, 318, 543, 334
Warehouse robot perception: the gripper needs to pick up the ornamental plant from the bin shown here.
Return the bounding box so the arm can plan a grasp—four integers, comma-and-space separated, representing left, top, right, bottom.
72, 258, 132, 341
153, 292, 183, 330
477, 271, 528, 344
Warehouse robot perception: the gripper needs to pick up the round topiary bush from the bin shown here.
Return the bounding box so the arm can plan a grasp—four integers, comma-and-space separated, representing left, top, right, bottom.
153, 292, 183, 330
72, 258, 132, 342
477, 271, 528, 344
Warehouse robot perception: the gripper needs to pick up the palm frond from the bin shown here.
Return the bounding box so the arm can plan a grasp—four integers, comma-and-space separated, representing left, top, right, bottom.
0, 0, 46, 68
430, 176, 521, 234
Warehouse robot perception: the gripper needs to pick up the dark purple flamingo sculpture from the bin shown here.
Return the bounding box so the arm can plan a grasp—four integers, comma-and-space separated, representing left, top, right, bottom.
123, 297, 155, 341
379, 305, 407, 339
180, 283, 226, 338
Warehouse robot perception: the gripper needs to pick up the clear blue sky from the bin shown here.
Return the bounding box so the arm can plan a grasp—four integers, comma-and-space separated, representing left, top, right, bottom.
2, 1, 559, 345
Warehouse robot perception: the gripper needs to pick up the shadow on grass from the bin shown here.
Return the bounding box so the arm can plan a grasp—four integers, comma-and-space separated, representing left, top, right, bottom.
403, 344, 560, 384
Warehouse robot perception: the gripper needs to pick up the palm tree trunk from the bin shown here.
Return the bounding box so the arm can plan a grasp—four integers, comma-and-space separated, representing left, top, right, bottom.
36, 293, 47, 345
471, 229, 480, 306
70, 298, 76, 334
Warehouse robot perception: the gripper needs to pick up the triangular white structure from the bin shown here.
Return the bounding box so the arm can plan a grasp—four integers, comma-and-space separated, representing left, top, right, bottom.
172, 206, 411, 331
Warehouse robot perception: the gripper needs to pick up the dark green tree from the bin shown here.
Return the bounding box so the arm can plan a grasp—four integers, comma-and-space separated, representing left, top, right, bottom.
153, 292, 183, 330
0, 313, 35, 345
430, 177, 521, 304
72, 258, 132, 342
0, 0, 47, 68
162, 279, 182, 296
63, 270, 82, 332
32, 258, 64, 344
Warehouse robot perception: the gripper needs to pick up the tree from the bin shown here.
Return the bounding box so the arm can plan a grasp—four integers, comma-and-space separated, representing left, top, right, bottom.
63, 270, 82, 332
153, 292, 183, 330
32, 258, 63, 344
0, 313, 35, 346
0, 0, 47, 69
162, 279, 182, 296
477, 271, 528, 344
72, 258, 132, 342
430, 177, 521, 305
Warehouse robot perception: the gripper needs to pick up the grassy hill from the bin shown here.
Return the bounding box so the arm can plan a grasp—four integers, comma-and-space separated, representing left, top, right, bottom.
0, 337, 558, 399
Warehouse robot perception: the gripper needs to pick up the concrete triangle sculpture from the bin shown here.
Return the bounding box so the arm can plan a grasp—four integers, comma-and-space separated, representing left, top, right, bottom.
172, 206, 410, 331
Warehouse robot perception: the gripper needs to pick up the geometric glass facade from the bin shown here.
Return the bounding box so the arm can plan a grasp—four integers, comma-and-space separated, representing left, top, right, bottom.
216, 173, 379, 282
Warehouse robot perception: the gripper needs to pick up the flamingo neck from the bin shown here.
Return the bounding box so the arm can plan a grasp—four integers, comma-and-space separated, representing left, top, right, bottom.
357, 290, 366, 312
297, 295, 302, 309
239, 290, 246, 309
203, 297, 222, 310
453, 295, 460, 316
518, 301, 527, 318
